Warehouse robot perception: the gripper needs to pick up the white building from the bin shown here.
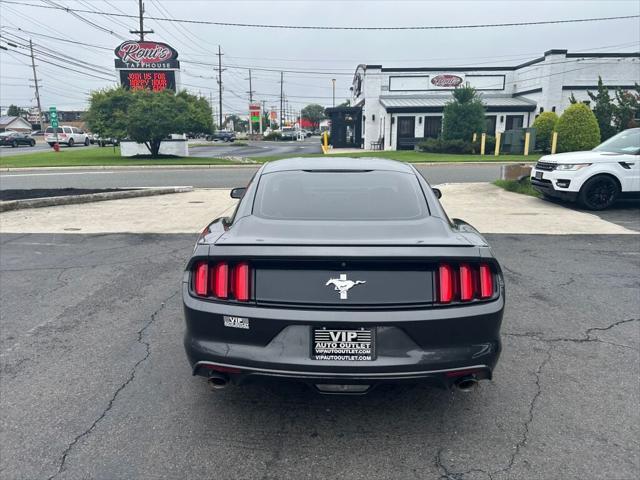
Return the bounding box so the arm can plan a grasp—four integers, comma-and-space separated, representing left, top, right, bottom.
343, 49, 639, 150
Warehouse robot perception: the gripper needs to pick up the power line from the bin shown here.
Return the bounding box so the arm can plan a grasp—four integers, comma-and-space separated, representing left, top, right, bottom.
1, 2, 637, 31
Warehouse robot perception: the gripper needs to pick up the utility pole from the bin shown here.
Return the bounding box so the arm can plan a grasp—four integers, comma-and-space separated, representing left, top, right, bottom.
279, 71, 284, 129
130, 0, 153, 41
216, 45, 223, 128
28, 39, 43, 130
209, 91, 214, 129
247, 69, 253, 135
332, 78, 336, 107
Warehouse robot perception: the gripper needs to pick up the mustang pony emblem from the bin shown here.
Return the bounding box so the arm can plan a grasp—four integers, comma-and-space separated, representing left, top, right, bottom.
325, 274, 366, 300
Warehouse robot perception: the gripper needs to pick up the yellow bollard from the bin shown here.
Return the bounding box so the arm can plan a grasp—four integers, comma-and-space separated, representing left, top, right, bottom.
480, 133, 486, 155
322, 132, 328, 153
524, 131, 530, 156
472, 133, 477, 143
494, 132, 501, 156
551, 131, 558, 154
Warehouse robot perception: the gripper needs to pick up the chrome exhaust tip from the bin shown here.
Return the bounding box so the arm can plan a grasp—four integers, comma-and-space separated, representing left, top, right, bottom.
207, 373, 229, 390
455, 376, 478, 392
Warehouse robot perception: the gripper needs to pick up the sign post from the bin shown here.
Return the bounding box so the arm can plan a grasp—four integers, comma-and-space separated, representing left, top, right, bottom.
49, 106, 59, 151
249, 103, 261, 137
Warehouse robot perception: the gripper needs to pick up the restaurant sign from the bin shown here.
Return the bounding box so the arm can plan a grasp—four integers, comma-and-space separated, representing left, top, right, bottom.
119, 70, 176, 92
114, 40, 180, 69
430, 74, 464, 89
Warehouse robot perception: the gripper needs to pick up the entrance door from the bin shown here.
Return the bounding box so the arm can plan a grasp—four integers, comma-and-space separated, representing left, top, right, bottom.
424, 116, 442, 138
485, 116, 497, 136
397, 116, 416, 150
505, 115, 524, 130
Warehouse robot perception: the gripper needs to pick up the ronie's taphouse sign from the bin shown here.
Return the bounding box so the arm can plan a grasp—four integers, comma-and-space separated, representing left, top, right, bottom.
114, 40, 180, 92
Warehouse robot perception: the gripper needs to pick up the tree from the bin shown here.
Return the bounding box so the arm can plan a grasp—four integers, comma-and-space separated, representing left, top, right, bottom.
7, 105, 26, 117
568, 92, 579, 104
532, 111, 558, 153
587, 77, 616, 141
301, 104, 325, 128
556, 103, 600, 153
442, 84, 486, 141
86, 88, 213, 157
612, 84, 640, 131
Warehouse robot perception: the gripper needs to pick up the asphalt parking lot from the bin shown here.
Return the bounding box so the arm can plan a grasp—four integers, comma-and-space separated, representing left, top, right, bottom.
1, 189, 638, 480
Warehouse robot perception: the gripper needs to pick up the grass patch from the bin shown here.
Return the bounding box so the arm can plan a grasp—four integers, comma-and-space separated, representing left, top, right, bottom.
0, 147, 242, 168
493, 178, 541, 198
248, 151, 543, 163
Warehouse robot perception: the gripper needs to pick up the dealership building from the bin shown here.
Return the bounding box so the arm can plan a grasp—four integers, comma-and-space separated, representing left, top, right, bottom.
327, 49, 639, 150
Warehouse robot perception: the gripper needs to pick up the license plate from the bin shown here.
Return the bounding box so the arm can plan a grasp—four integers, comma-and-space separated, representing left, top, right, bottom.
312, 328, 375, 361
535, 171, 543, 180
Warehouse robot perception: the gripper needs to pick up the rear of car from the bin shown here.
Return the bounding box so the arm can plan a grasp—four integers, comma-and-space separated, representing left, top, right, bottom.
531, 128, 640, 209
183, 160, 504, 394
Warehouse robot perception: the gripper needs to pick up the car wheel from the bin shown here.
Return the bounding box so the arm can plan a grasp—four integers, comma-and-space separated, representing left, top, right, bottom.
30, 140, 35, 147
11, 140, 18, 148
68, 138, 74, 147
578, 175, 620, 210
84, 138, 90, 146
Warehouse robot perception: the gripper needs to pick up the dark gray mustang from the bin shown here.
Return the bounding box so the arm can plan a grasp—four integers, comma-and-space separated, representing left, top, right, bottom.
183, 157, 504, 394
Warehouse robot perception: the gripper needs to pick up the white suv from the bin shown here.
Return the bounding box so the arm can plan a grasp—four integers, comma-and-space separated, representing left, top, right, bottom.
45, 126, 90, 147
530, 128, 640, 210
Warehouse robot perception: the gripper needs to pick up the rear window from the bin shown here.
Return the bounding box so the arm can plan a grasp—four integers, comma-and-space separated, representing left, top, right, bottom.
45, 127, 63, 133
254, 170, 428, 220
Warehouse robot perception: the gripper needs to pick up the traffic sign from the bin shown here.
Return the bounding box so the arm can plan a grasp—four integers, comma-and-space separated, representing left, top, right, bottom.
49, 107, 58, 128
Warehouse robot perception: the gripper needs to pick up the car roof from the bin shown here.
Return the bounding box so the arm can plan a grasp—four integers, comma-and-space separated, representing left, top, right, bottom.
262, 157, 415, 174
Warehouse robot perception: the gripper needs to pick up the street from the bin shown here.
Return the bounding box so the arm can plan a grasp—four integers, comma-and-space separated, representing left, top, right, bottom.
0, 163, 505, 189
1, 228, 638, 480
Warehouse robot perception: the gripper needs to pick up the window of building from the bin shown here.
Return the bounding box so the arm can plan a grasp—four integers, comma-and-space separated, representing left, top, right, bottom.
424, 116, 442, 139
485, 116, 497, 135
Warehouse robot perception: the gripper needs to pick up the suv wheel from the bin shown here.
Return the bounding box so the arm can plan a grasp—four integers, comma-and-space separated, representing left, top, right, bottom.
11, 140, 18, 148
578, 175, 619, 210
84, 137, 90, 146
30, 139, 35, 147
68, 138, 74, 147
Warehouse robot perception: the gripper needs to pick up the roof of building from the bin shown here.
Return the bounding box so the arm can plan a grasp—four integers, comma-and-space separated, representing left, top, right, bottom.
0, 115, 31, 126
379, 94, 537, 112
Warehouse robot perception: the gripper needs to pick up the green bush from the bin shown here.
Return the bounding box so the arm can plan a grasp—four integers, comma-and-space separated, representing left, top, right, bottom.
417, 138, 473, 154
532, 111, 558, 152
442, 84, 486, 141
556, 103, 601, 152
263, 131, 282, 141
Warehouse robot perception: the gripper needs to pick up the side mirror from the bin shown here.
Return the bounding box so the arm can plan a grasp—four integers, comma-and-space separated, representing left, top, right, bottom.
230, 187, 246, 199
432, 188, 442, 199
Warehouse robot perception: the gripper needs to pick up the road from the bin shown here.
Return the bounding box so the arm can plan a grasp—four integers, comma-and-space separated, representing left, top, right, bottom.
1, 231, 638, 480
0, 164, 504, 190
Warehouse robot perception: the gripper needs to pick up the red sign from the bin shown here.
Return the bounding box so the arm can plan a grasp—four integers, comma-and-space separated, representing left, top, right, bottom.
119, 70, 176, 92
115, 41, 179, 69
431, 75, 464, 88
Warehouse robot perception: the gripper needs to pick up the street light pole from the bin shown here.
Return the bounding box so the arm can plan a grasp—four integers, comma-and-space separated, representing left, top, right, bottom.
332, 78, 336, 107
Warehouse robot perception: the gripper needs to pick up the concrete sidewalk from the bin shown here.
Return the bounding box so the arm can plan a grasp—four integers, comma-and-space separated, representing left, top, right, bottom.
0, 184, 635, 235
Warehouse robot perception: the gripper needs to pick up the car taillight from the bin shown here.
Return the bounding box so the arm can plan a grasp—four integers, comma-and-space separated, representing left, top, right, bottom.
479, 264, 494, 298
193, 261, 208, 296
212, 262, 229, 299
437, 263, 494, 304
233, 262, 250, 301
193, 260, 250, 302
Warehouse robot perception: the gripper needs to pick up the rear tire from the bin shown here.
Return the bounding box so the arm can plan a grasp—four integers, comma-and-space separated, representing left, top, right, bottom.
84, 137, 90, 146
30, 140, 35, 147
68, 138, 74, 147
578, 175, 620, 210
11, 140, 18, 148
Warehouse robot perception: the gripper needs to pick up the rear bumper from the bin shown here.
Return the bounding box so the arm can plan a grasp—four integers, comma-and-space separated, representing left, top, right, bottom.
183, 284, 504, 388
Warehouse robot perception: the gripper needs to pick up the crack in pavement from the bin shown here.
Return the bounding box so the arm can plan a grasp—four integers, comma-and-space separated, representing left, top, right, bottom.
46, 289, 180, 480
504, 318, 640, 351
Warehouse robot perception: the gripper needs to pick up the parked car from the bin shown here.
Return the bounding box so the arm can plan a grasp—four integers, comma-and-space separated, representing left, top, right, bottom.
97, 137, 120, 147
45, 126, 90, 147
531, 128, 640, 210
31, 130, 44, 136
280, 127, 298, 140
183, 158, 504, 394
0, 131, 36, 147
206, 131, 236, 142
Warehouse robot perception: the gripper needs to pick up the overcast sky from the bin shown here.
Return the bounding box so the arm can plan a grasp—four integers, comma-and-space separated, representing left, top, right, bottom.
0, 0, 638, 115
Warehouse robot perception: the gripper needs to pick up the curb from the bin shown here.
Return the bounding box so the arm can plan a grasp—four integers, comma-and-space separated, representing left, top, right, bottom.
0, 186, 193, 212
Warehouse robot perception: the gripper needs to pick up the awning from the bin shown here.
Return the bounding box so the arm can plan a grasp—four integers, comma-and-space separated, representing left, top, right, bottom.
379, 95, 537, 113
